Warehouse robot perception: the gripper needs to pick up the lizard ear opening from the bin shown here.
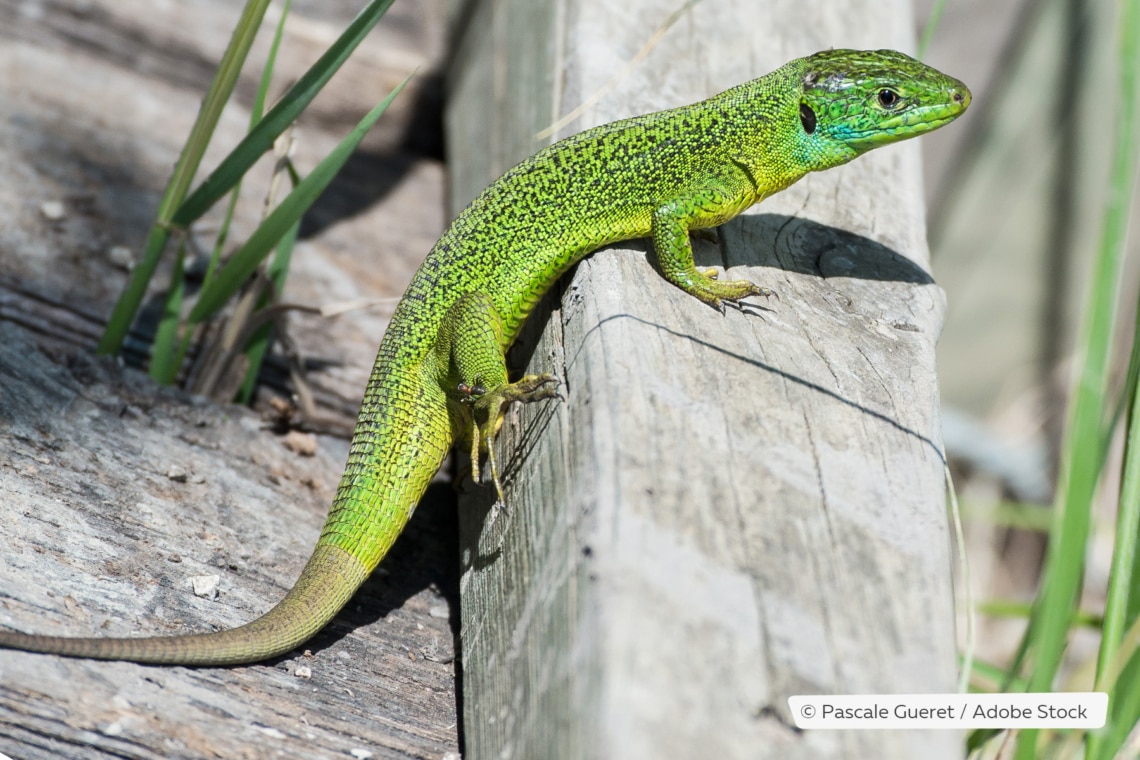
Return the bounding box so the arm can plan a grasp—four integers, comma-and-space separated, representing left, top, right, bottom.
799, 102, 817, 134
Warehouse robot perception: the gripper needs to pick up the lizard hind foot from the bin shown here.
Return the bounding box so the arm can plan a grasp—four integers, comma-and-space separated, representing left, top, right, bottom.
467, 373, 562, 505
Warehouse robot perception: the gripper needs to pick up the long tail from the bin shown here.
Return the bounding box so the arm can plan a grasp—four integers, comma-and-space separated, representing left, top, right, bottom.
0, 542, 370, 665
1, 344, 452, 665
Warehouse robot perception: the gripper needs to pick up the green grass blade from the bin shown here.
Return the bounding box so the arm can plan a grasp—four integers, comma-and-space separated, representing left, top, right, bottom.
148, 0, 295, 385
202, 0, 294, 296
252, 0, 291, 125
1090, 254, 1140, 757
1091, 618, 1140, 760
917, 0, 946, 60
172, 0, 397, 228
966, 653, 1033, 754
97, 0, 273, 356
230, 0, 296, 403
963, 500, 1053, 532
149, 239, 190, 384
1018, 0, 1140, 755
965, 656, 1031, 694
188, 75, 412, 324
976, 600, 1102, 629
237, 216, 300, 404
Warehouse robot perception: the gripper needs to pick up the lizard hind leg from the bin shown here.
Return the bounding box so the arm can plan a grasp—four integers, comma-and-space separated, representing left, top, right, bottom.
436, 291, 560, 505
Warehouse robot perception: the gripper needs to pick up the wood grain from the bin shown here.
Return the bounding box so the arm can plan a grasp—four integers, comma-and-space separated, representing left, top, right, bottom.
0, 324, 461, 759
449, 1, 960, 758
0, 1, 459, 757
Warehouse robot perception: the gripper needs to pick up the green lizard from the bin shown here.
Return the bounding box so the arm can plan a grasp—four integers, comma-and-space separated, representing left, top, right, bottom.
0, 49, 969, 665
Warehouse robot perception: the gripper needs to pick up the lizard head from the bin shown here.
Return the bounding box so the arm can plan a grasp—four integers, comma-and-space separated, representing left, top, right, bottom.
793, 48, 970, 170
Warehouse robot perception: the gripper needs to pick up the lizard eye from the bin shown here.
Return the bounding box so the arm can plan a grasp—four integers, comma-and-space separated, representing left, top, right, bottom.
877, 89, 901, 108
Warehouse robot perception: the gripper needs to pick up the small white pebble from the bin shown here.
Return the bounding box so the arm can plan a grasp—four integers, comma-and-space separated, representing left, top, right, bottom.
40, 200, 65, 220
294, 664, 312, 679
166, 464, 189, 482
108, 245, 134, 270
282, 430, 318, 457
189, 575, 220, 598
350, 750, 374, 760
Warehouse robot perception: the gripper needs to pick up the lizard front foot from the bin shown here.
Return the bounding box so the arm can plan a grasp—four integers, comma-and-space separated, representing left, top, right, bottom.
691, 274, 777, 313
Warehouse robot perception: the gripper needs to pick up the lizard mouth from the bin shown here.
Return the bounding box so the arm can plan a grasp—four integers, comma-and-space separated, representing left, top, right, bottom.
847, 86, 971, 148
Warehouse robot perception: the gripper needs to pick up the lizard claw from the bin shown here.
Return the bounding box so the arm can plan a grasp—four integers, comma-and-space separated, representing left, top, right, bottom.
757, 285, 778, 302
466, 371, 562, 506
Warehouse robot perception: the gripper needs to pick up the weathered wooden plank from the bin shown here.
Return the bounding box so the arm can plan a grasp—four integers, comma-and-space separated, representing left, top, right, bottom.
448, 1, 959, 758
0, 1, 460, 757
0, 324, 460, 760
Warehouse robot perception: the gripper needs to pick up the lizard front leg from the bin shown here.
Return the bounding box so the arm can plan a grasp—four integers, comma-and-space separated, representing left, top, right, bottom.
434, 291, 560, 504
651, 169, 773, 311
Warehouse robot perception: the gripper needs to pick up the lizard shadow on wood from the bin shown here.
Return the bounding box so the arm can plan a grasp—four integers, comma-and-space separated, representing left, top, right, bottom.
705, 213, 936, 287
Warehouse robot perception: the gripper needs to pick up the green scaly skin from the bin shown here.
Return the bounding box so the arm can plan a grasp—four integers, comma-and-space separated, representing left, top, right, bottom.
0, 49, 969, 665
